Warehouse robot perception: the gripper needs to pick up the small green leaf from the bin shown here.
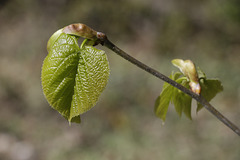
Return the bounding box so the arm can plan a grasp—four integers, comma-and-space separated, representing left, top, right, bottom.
154, 73, 178, 122
154, 84, 174, 122
197, 79, 223, 112
41, 29, 110, 123
172, 88, 184, 117
172, 71, 182, 81
172, 79, 192, 119
181, 82, 192, 120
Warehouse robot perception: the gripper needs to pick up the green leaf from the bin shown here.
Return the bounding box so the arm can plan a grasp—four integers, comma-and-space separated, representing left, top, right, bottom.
172, 71, 182, 81
197, 79, 223, 112
41, 29, 110, 123
181, 81, 192, 120
172, 79, 192, 119
154, 84, 174, 122
155, 71, 194, 121
172, 88, 184, 117
154, 73, 177, 122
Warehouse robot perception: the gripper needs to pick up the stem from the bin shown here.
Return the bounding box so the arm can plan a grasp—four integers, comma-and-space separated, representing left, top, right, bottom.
101, 37, 240, 136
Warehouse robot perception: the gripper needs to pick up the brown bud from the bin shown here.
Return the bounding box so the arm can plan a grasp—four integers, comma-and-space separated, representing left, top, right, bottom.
63, 23, 97, 39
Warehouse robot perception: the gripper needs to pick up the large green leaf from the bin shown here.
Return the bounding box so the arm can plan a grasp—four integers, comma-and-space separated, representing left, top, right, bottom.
41, 29, 110, 123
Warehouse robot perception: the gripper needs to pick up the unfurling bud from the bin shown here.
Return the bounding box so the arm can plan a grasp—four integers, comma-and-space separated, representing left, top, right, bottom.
63, 23, 98, 40
172, 59, 201, 94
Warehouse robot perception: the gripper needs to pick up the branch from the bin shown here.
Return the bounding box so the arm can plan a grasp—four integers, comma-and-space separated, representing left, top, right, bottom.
97, 34, 240, 136
62, 23, 239, 136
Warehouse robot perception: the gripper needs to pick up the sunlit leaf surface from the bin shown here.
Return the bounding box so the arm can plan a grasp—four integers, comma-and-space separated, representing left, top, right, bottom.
42, 29, 110, 123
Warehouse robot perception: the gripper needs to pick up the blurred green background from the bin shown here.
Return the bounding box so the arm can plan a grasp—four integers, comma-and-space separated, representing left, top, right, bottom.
0, 0, 240, 159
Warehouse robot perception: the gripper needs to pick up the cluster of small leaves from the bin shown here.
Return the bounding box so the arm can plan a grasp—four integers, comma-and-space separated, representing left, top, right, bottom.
154, 62, 223, 122
41, 29, 110, 123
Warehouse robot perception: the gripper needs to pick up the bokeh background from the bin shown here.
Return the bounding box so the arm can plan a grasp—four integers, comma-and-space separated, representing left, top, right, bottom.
0, 0, 240, 159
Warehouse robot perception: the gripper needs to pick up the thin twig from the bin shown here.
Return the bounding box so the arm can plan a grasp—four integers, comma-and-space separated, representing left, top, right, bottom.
100, 36, 240, 136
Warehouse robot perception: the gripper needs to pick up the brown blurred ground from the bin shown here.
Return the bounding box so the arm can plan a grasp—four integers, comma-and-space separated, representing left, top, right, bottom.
0, 0, 240, 160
